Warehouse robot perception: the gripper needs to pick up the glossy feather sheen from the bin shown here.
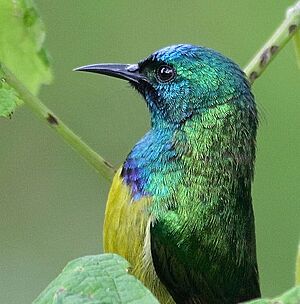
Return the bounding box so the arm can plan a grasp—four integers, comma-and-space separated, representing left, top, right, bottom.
103, 44, 260, 303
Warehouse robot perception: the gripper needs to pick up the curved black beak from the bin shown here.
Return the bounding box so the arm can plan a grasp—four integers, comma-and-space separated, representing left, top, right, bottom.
73, 63, 147, 84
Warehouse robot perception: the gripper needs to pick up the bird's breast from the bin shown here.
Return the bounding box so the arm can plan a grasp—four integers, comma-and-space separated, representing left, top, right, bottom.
103, 168, 174, 303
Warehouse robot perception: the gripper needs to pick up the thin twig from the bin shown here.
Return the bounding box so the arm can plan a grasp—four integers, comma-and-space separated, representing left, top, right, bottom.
244, 1, 300, 84
0, 63, 116, 181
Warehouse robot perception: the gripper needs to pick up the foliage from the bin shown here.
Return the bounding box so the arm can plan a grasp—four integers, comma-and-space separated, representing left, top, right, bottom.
33, 254, 159, 304
245, 286, 300, 304
0, 0, 51, 117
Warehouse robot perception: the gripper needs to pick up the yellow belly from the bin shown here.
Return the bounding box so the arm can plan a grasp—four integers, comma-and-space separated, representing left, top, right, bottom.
103, 169, 174, 304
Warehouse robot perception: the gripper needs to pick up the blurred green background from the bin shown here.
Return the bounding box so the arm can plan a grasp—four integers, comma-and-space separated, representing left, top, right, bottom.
1, 1, 300, 303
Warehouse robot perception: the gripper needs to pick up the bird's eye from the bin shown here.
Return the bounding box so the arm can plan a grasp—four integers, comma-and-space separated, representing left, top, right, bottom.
156, 65, 176, 83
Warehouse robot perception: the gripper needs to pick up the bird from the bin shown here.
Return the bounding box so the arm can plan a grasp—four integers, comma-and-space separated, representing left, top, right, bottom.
75, 44, 261, 304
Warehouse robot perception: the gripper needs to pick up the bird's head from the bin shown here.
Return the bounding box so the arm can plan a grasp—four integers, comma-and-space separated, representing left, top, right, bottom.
75, 44, 253, 128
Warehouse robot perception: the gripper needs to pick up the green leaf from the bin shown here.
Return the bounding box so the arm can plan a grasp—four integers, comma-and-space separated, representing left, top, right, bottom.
245, 286, 300, 304
288, 2, 300, 69
33, 254, 159, 304
0, 0, 52, 118
0, 78, 21, 118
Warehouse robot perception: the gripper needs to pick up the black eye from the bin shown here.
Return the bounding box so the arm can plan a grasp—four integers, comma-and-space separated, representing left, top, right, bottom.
156, 65, 176, 83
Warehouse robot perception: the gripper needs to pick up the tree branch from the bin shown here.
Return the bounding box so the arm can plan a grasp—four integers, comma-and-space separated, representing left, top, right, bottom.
1, 63, 115, 181
244, 1, 300, 84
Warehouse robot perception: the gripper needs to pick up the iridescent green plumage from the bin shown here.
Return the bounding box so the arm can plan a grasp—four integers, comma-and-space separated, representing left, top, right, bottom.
78, 44, 261, 303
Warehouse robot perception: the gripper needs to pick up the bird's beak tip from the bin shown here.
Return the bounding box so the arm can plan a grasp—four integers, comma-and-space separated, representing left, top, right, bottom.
73, 66, 85, 72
